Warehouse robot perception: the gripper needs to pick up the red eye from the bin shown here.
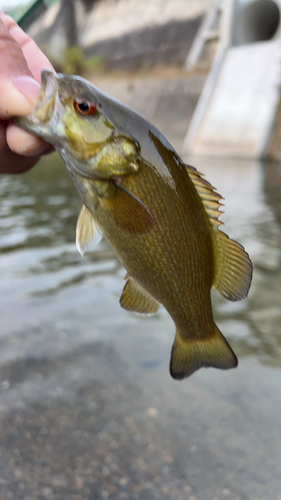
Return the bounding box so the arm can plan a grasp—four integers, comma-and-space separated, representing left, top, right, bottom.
74, 97, 96, 115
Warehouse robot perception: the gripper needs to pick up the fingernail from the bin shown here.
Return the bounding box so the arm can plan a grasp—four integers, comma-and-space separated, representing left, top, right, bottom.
13, 75, 41, 103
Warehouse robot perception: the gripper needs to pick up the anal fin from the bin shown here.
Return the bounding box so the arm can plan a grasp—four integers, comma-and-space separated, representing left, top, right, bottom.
120, 275, 159, 315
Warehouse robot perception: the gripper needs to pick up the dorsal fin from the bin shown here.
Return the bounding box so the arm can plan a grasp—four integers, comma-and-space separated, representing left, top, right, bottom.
185, 164, 223, 228
185, 164, 252, 301
212, 230, 252, 300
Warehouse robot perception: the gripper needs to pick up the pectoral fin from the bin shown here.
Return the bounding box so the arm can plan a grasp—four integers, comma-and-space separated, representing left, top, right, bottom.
102, 182, 154, 234
76, 204, 103, 256
120, 275, 159, 315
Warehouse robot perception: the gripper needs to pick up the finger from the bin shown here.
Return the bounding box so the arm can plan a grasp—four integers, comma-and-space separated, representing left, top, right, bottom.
0, 13, 54, 82
6, 122, 51, 157
0, 122, 40, 174
0, 17, 41, 117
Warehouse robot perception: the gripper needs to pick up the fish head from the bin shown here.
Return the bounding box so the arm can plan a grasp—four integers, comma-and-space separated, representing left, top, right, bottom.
14, 70, 139, 179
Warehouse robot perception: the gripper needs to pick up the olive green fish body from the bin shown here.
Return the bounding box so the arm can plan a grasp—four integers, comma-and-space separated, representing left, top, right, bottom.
14, 70, 252, 380
70, 135, 214, 338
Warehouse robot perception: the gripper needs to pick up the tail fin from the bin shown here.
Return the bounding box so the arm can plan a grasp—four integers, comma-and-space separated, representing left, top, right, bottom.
170, 327, 237, 380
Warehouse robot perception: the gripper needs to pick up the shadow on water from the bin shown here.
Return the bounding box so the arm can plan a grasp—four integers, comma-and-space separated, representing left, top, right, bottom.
0, 152, 281, 499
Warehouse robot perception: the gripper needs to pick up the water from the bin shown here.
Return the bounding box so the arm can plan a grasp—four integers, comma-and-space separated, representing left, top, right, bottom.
0, 153, 280, 500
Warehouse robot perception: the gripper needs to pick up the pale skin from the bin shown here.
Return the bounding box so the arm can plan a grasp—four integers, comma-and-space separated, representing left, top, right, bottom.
0, 12, 54, 174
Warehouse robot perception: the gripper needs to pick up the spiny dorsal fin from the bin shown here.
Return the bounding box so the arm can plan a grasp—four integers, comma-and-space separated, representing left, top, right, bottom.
120, 275, 160, 315
76, 204, 103, 256
185, 164, 252, 301
185, 164, 223, 228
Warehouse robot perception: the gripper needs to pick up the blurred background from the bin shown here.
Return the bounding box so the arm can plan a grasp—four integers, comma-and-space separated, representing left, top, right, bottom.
0, 1, 281, 499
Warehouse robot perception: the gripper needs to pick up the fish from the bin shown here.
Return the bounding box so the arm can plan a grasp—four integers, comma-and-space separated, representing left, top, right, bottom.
14, 69, 252, 380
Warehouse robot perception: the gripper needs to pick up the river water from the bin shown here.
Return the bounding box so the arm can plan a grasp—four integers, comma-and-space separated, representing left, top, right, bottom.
0, 152, 280, 500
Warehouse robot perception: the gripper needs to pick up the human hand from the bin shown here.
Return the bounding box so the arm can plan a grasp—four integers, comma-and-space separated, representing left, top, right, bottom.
0, 12, 54, 174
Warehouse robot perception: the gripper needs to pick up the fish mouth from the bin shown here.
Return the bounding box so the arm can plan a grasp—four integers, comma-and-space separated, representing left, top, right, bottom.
33, 69, 58, 123
13, 69, 58, 137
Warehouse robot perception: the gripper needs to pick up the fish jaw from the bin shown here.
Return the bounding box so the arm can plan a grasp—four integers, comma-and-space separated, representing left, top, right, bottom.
13, 70, 133, 181
13, 69, 62, 145
33, 70, 57, 123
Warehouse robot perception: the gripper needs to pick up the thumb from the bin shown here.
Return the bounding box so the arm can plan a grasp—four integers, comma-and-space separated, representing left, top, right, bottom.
0, 17, 40, 118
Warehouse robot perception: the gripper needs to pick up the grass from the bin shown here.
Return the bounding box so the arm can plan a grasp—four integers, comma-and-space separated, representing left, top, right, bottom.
41, 45, 104, 75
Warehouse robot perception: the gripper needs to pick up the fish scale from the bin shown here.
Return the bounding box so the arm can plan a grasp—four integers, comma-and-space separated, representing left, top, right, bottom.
14, 70, 252, 380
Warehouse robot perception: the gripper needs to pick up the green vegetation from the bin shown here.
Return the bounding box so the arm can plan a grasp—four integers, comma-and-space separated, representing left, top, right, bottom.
42, 45, 104, 76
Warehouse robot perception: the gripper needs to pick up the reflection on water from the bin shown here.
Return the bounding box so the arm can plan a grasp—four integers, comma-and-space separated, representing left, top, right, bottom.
0, 154, 119, 323
0, 152, 281, 499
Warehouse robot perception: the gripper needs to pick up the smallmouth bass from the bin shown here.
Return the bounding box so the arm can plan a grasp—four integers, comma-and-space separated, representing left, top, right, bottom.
15, 70, 252, 379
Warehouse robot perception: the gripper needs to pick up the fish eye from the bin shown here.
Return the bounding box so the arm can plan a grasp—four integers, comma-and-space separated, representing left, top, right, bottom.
74, 97, 96, 116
